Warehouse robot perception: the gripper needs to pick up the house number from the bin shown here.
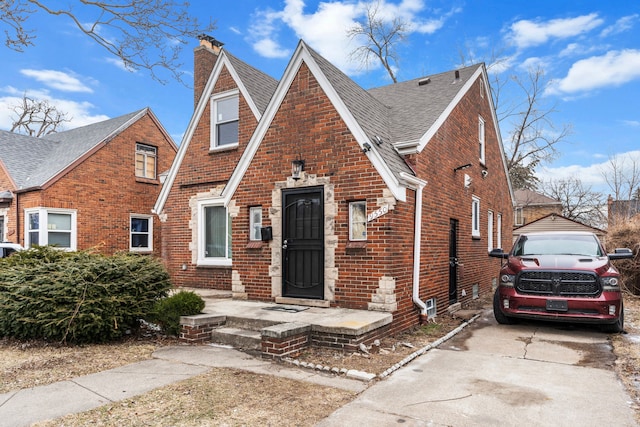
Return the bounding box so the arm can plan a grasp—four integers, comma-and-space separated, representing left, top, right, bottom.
368, 204, 389, 222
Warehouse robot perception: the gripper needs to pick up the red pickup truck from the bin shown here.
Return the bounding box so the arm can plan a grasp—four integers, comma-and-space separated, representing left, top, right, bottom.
489, 231, 634, 333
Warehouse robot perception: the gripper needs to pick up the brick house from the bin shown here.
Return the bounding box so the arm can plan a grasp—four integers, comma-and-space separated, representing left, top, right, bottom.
513, 189, 562, 227
154, 37, 514, 334
0, 108, 177, 254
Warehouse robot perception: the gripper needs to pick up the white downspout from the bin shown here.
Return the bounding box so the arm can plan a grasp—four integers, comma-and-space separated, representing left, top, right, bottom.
400, 173, 428, 322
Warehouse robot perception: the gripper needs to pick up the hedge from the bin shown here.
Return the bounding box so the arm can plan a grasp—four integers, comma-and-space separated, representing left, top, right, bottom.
0, 246, 172, 344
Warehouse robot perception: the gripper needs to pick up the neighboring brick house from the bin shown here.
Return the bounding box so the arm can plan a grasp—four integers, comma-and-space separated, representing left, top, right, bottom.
154, 37, 514, 334
0, 108, 177, 254
513, 189, 562, 227
607, 195, 640, 227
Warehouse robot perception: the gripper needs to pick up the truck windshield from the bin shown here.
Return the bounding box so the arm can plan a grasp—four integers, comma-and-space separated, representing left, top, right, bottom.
513, 234, 603, 257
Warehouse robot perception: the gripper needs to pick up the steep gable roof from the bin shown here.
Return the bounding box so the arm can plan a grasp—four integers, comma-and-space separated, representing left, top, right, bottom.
225, 51, 278, 115
0, 108, 172, 191
368, 64, 481, 153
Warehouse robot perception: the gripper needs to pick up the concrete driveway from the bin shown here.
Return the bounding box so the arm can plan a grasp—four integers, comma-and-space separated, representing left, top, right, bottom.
318, 310, 638, 427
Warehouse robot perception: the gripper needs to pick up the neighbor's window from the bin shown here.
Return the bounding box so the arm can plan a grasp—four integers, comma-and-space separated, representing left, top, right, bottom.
478, 116, 486, 164
0, 215, 4, 241
349, 201, 367, 241
25, 208, 76, 250
487, 210, 494, 251
211, 92, 239, 149
514, 207, 524, 226
130, 215, 153, 251
472, 196, 481, 238
135, 143, 157, 179
249, 206, 262, 241
198, 201, 232, 266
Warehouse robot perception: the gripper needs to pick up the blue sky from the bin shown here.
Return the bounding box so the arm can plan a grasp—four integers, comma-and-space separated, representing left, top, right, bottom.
1, 1, 639, 194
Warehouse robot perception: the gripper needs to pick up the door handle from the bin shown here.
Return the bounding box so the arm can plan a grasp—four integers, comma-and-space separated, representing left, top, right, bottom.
282, 239, 288, 250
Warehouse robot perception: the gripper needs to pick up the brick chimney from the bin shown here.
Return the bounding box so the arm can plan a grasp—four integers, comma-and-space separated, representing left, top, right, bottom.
194, 34, 223, 109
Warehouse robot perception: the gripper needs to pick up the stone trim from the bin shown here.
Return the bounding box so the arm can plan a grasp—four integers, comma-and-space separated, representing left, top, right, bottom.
268, 172, 338, 303
368, 276, 398, 312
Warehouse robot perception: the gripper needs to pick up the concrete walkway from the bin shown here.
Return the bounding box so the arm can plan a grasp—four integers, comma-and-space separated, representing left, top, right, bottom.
0, 344, 368, 427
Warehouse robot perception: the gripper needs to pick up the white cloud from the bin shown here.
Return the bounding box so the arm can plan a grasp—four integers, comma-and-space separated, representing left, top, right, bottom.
538, 150, 640, 194
507, 13, 604, 49
601, 14, 639, 37
0, 86, 109, 132
105, 57, 135, 73
248, 0, 458, 75
547, 49, 640, 95
20, 69, 93, 93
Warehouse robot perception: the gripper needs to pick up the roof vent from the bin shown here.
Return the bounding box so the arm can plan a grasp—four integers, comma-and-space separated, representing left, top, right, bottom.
452, 70, 460, 84
374, 135, 383, 146
418, 77, 431, 86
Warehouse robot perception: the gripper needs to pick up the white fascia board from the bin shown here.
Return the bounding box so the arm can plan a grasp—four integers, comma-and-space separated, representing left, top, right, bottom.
153, 51, 261, 214
224, 41, 406, 203
414, 66, 483, 154
481, 65, 516, 206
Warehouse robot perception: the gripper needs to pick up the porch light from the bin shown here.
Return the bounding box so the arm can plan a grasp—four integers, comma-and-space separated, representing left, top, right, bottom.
291, 158, 305, 180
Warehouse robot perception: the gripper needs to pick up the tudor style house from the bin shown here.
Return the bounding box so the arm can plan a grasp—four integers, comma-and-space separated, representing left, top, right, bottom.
154, 36, 514, 334
0, 108, 177, 254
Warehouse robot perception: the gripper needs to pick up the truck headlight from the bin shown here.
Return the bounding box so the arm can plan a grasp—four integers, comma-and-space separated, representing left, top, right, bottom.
601, 276, 620, 291
501, 274, 515, 288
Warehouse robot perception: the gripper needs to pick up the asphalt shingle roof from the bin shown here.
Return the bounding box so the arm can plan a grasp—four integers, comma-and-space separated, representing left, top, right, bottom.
226, 51, 278, 115
0, 109, 146, 190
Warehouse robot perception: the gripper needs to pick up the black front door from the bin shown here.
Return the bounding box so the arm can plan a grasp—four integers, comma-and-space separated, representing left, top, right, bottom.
449, 218, 459, 304
282, 188, 324, 299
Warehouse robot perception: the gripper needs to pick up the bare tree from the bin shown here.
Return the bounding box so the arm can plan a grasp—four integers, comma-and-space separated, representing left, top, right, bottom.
540, 178, 606, 228
601, 154, 640, 201
1, 0, 215, 84
501, 67, 572, 190
347, 0, 408, 83
10, 94, 71, 137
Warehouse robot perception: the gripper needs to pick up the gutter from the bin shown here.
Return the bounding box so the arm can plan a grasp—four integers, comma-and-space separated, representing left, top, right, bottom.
399, 173, 428, 322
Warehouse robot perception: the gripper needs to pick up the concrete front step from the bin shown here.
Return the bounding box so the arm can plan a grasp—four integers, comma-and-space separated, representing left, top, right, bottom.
211, 327, 262, 350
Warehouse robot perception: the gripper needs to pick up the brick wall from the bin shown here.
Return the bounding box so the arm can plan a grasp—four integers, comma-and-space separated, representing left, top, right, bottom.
162, 58, 513, 335
14, 112, 176, 254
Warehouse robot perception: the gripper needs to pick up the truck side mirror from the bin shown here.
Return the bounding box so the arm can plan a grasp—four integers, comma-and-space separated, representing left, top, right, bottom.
489, 248, 508, 259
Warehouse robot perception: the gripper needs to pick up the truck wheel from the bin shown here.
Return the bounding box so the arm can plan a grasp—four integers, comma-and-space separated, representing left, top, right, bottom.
602, 302, 624, 333
493, 290, 516, 325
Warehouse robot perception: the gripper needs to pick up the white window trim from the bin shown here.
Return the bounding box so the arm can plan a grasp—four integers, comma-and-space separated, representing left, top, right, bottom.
487, 210, 494, 251
24, 207, 77, 250
210, 90, 240, 151
515, 207, 524, 226
135, 143, 157, 179
249, 206, 262, 241
472, 196, 481, 238
130, 214, 153, 252
478, 116, 486, 165
349, 201, 367, 241
497, 213, 502, 250
197, 198, 232, 267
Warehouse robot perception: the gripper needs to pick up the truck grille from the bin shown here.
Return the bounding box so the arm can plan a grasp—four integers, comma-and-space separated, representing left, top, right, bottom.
516, 271, 601, 297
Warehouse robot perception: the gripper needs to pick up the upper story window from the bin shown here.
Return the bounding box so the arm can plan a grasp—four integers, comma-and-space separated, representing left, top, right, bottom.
514, 207, 524, 226
249, 206, 262, 241
349, 201, 367, 241
130, 215, 153, 251
472, 196, 481, 238
478, 116, 486, 164
211, 91, 239, 149
25, 208, 77, 250
135, 143, 157, 179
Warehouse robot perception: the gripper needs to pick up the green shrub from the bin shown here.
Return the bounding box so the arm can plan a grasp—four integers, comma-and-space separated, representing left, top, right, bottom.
0, 246, 172, 343
149, 291, 205, 336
